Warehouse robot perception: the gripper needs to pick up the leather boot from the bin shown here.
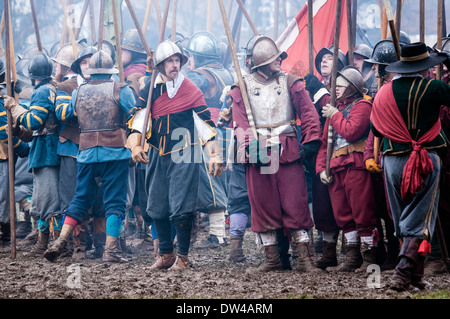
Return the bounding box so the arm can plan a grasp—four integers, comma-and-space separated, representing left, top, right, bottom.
28, 230, 49, 257
149, 251, 176, 270
229, 235, 246, 263
102, 236, 127, 263
16, 220, 32, 239
256, 244, 283, 272
92, 217, 106, 259
168, 254, 190, 271
316, 241, 338, 270
381, 238, 400, 271
411, 254, 427, 290
338, 244, 363, 272
43, 224, 74, 262
296, 242, 322, 272
390, 237, 422, 291
355, 244, 378, 273
72, 223, 88, 261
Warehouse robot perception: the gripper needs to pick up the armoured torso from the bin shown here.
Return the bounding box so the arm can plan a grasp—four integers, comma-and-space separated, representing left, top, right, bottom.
74, 79, 127, 151
244, 71, 295, 146
75, 80, 124, 132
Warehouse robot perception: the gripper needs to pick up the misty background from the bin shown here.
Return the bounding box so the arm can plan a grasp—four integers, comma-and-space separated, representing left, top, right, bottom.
1, 0, 449, 63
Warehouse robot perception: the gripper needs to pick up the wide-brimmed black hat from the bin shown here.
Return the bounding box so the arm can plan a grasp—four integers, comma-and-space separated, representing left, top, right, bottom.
385, 42, 447, 74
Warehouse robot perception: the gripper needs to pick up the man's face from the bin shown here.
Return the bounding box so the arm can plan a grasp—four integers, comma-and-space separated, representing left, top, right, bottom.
80, 58, 91, 79
163, 55, 181, 81
122, 49, 132, 66
268, 56, 282, 74
321, 53, 333, 77
336, 85, 346, 99
353, 54, 365, 73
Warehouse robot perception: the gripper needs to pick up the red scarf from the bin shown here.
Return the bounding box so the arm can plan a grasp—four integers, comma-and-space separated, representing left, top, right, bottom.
152, 78, 206, 118
370, 81, 441, 200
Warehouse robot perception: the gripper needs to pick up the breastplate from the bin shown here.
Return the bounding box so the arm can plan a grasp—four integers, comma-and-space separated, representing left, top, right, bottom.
244, 72, 295, 145
333, 99, 369, 150
75, 80, 125, 133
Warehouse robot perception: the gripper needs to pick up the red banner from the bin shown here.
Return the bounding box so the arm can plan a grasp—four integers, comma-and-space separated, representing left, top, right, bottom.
276, 0, 350, 79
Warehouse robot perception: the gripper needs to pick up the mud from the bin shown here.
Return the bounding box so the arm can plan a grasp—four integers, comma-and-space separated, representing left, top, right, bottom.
0, 222, 449, 301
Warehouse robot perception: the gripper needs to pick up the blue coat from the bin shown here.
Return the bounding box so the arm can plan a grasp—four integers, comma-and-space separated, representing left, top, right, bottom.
0, 97, 29, 158
18, 79, 58, 169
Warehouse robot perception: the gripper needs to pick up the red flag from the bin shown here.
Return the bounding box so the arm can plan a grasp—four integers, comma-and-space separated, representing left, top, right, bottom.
276, 0, 350, 79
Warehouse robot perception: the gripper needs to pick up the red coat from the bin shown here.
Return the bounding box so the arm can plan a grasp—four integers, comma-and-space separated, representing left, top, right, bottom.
316, 97, 372, 174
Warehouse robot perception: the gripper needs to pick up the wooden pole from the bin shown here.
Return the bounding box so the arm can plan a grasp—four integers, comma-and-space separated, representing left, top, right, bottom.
111, 0, 124, 83
385, 0, 401, 60
326, 0, 342, 177
0, 12, 5, 57
98, 0, 106, 51
395, 0, 401, 38
346, 0, 353, 66
142, 0, 153, 36
61, 0, 79, 58
124, 0, 152, 55
308, 0, 314, 74
420, 0, 425, 43
4, 0, 16, 259
29, 0, 43, 51
436, 0, 443, 80
274, 0, 279, 39
74, 0, 91, 40
218, 0, 258, 140
154, 0, 163, 31
171, 0, 178, 41
235, 0, 258, 35
140, 0, 171, 148
89, 0, 96, 43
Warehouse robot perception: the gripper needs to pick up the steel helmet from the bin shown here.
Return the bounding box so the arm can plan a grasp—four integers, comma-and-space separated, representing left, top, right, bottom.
251, 36, 287, 70
154, 39, 188, 75
0, 58, 4, 77
94, 40, 117, 65
84, 50, 118, 75
51, 43, 83, 68
71, 46, 98, 75
18, 46, 49, 60
336, 66, 364, 97
364, 40, 397, 66
25, 52, 54, 80
186, 31, 221, 59
121, 29, 146, 55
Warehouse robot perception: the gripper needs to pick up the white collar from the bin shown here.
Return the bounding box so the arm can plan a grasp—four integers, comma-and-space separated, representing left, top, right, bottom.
393, 73, 424, 80
154, 72, 184, 99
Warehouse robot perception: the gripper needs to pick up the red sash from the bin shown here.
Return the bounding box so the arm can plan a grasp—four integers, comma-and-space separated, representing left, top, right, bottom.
370, 81, 441, 200
152, 78, 206, 118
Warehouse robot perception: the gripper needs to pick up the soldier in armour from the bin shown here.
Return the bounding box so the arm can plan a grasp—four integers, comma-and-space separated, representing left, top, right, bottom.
185, 31, 234, 248
316, 66, 379, 272
43, 50, 138, 263
229, 36, 322, 272
346, 44, 378, 98
127, 39, 223, 270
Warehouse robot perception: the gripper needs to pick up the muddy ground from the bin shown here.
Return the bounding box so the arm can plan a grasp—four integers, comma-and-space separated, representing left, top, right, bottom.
0, 217, 449, 306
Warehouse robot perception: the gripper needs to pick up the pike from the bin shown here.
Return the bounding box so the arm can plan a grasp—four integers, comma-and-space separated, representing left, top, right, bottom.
308, 0, 313, 74
325, 0, 343, 177
142, 0, 153, 36
235, 0, 258, 35
4, 0, 16, 259
139, 0, 171, 149
218, 0, 257, 140
74, 0, 91, 40
171, 0, 178, 41
111, 0, 124, 83
346, 0, 353, 66
29, 0, 43, 51
97, 0, 106, 51
61, 0, 79, 59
